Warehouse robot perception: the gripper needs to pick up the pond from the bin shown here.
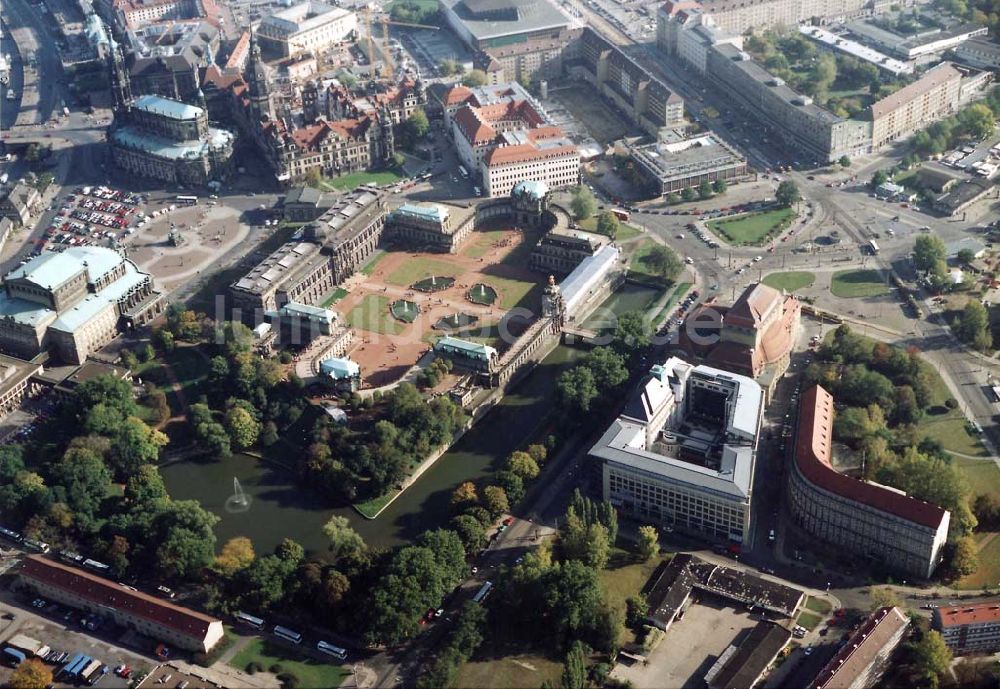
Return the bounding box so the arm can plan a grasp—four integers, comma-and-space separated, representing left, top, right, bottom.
160, 284, 661, 554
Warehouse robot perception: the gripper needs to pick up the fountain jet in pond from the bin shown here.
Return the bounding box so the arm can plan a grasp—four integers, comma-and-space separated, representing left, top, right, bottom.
225, 476, 252, 513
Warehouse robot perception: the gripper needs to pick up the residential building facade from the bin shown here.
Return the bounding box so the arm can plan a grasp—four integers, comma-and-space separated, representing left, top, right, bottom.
934, 602, 1000, 655
788, 386, 950, 578
870, 63, 963, 150
18, 556, 224, 653
257, 1, 356, 58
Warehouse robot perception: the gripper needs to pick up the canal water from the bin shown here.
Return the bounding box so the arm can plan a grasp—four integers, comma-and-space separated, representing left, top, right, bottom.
160, 284, 660, 554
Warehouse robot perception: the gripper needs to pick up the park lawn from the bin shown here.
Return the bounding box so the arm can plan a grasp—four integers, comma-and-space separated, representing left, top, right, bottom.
385, 0, 436, 11
321, 287, 349, 308
345, 294, 406, 335
954, 532, 1000, 590
957, 458, 1000, 502
804, 596, 832, 615
321, 170, 403, 192
453, 655, 564, 689
490, 275, 541, 310
354, 489, 400, 519
629, 239, 671, 282
577, 216, 641, 241
384, 256, 462, 286
706, 208, 796, 246
361, 250, 388, 276
229, 637, 349, 688
797, 611, 823, 631
464, 230, 508, 259
830, 269, 889, 298
921, 413, 988, 458
762, 271, 816, 292
600, 551, 669, 612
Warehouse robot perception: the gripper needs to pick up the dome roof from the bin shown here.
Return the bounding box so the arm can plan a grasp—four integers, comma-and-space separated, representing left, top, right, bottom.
512, 179, 548, 200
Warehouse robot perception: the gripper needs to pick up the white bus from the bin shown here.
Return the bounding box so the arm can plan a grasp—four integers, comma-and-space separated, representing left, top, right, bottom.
175, 195, 198, 206
273, 625, 302, 644
868, 239, 880, 255
316, 641, 347, 660
472, 581, 494, 604
235, 612, 265, 630
458, 165, 468, 179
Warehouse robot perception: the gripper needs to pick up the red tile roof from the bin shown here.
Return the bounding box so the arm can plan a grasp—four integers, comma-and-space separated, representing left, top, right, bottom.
19, 556, 220, 643
725, 283, 782, 329
936, 601, 1000, 628
485, 142, 578, 165
443, 85, 473, 106
795, 386, 948, 529
812, 607, 909, 689
453, 106, 495, 145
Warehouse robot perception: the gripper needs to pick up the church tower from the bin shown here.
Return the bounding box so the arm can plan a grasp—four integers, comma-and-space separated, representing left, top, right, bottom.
246, 28, 274, 122
108, 42, 134, 116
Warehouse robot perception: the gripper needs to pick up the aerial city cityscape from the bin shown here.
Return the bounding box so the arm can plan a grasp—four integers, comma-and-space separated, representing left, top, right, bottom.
7, 0, 1000, 686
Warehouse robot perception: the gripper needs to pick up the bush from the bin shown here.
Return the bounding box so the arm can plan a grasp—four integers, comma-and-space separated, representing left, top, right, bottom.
269, 664, 284, 674
277, 672, 300, 689
945, 398, 958, 410
245, 662, 263, 674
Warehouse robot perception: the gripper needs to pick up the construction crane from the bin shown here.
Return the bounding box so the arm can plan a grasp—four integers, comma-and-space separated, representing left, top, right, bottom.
362, 8, 438, 80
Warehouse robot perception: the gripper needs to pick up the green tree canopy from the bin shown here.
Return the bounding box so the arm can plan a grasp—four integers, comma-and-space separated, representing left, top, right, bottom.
570, 185, 597, 220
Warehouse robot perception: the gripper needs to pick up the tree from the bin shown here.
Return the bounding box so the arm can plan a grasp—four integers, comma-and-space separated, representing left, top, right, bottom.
570, 185, 597, 220
124, 464, 168, 504
776, 180, 800, 208
712, 179, 727, 195
439, 58, 459, 76
640, 244, 683, 283
637, 525, 660, 561
583, 347, 628, 391
667, 192, 682, 205
215, 536, 256, 576
507, 451, 540, 480
954, 300, 991, 350
556, 366, 597, 415
527, 444, 548, 465
956, 248, 976, 265
482, 485, 509, 518
111, 417, 169, 479
404, 108, 430, 145
869, 586, 902, 610
462, 69, 488, 87
681, 187, 696, 202
626, 595, 648, 627
870, 169, 889, 188
596, 211, 620, 240
225, 406, 260, 450
153, 500, 220, 579
10, 659, 52, 689
322, 515, 366, 560
450, 514, 487, 554
613, 311, 651, 360
261, 421, 279, 447
911, 631, 952, 681
913, 235, 947, 274
839, 155, 852, 168
561, 641, 588, 689
948, 536, 979, 579
451, 481, 478, 509
698, 180, 714, 199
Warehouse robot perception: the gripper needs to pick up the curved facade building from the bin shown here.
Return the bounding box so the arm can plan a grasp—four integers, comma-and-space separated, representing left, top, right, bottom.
788, 386, 949, 579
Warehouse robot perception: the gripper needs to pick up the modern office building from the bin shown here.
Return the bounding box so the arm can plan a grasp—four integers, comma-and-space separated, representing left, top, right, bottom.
257, 1, 357, 58
681, 0, 869, 35
934, 602, 1000, 655
848, 18, 988, 61
812, 607, 910, 689
788, 386, 950, 578
439, 0, 573, 51
18, 556, 224, 653
591, 357, 764, 545
571, 28, 685, 136
656, 2, 743, 75
0, 247, 163, 364
627, 132, 749, 196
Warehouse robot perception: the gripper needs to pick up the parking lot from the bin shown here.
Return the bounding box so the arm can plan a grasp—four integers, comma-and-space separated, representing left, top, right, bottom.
37, 185, 146, 258
0, 593, 161, 688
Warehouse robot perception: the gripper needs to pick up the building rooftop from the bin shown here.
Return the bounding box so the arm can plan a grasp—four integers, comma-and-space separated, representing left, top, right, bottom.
109, 125, 234, 161
813, 607, 909, 689
6, 251, 86, 291
630, 133, 746, 181
795, 386, 949, 530
134, 94, 204, 121
260, 1, 353, 36
18, 556, 220, 644
435, 336, 498, 360
512, 179, 549, 200
309, 189, 386, 248
389, 203, 449, 225
320, 356, 360, 379
277, 301, 336, 324
231, 242, 323, 297
706, 621, 792, 689
935, 600, 1000, 628
441, 0, 572, 43
560, 244, 620, 316
799, 25, 912, 75
51, 259, 151, 334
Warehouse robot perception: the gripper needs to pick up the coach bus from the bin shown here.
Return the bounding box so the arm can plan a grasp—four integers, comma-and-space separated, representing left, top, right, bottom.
273, 625, 302, 644
316, 641, 347, 660
867, 239, 880, 255
175, 195, 198, 206
235, 612, 265, 630
472, 581, 494, 604
609, 208, 630, 222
